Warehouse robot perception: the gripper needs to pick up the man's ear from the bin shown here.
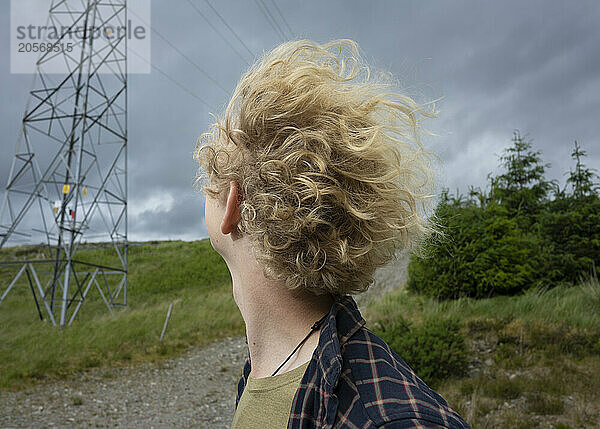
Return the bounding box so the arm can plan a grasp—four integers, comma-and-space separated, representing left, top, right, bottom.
221, 181, 241, 235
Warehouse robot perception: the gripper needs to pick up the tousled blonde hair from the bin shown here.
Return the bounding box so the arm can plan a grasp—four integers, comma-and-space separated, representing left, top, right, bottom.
194, 39, 438, 296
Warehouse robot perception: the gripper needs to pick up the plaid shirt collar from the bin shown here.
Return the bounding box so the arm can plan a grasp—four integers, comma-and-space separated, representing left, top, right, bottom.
310, 295, 365, 392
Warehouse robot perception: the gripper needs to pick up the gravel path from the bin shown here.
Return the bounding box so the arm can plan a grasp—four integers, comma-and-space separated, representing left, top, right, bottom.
0, 255, 409, 428
0, 337, 248, 428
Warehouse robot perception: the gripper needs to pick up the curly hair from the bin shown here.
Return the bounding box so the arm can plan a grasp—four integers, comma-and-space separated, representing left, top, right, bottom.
194, 39, 439, 296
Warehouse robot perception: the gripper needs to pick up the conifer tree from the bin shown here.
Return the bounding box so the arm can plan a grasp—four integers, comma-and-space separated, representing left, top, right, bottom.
566, 140, 599, 198
539, 140, 600, 282
489, 130, 553, 230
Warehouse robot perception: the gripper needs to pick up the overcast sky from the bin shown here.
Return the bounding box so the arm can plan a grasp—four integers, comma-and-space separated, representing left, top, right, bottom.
1, 0, 599, 243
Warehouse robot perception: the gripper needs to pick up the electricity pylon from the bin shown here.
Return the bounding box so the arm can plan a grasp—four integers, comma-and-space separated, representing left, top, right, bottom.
0, 0, 128, 327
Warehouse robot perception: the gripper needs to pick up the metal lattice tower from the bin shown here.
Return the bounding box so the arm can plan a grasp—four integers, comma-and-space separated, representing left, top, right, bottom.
0, 0, 128, 327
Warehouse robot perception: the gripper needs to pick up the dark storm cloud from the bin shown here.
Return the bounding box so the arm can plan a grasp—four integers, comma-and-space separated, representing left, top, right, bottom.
414, 1, 600, 190
1, 0, 599, 243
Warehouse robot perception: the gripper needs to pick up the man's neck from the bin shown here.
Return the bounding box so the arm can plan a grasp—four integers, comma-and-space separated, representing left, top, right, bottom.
228, 244, 334, 379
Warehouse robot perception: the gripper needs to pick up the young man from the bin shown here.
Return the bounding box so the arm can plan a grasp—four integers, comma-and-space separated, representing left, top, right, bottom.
195, 39, 470, 428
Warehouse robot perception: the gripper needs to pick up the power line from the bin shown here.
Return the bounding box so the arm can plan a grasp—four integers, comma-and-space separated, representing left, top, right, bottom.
268, 0, 294, 39
253, 0, 286, 42
184, 0, 251, 66
129, 48, 213, 110
261, 0, 287, 40
128, 8, 229, 95
203, 0, 255, 59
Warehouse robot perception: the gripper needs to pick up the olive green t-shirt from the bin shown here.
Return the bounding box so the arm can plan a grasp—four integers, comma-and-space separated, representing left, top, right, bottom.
231, 361, 310, 429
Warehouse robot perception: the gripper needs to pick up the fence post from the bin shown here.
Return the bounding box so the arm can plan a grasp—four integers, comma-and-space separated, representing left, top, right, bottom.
160, 302, 174, 341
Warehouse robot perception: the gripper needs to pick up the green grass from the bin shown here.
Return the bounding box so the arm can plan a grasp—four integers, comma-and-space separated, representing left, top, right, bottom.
364, 276, 600, 427
0, 239, 243, 389
364, 276, 600, 332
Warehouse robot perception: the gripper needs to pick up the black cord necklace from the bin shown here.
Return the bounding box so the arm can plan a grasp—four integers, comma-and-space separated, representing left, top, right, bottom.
271, 313, 328, 377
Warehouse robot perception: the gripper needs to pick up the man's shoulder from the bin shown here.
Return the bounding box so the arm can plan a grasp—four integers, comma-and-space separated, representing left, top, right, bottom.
336, 326, 470, 429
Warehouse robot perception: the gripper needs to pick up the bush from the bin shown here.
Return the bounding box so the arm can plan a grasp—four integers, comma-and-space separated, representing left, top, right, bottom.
538, 195, 600, 283
374, 316, 468, 387
408, 202, 552, 299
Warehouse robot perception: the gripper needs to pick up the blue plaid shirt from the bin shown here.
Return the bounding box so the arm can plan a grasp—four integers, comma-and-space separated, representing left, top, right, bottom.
236, 296, 471, 428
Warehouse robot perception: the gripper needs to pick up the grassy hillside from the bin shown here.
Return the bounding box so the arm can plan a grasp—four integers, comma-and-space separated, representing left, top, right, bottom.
0, 240, 244, 389
3, 239, 600, 426
364, 277, 600, 427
